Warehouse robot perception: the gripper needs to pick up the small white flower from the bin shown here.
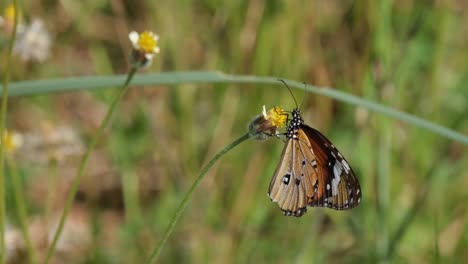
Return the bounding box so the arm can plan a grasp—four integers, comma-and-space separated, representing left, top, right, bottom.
128, 30, 160, 68
13, 18, 51, 62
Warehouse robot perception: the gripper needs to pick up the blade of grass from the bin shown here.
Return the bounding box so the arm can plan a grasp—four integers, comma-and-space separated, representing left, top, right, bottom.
43, 67, 137, 263
376, 118, 391, 262
146, 132, 251, 263
385, 152, 452, 259
434, 211, 440, 264
7, 157, 36, 263
122, 169, 141, 224
4, 72, 467, 145
374, 0, 393, 261
386, 161, 435, 258
0, 1, 18, 263
386, 114, 466, 259
45, 159, 59, 230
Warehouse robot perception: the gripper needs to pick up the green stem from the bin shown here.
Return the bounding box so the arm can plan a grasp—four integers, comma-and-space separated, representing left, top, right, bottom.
0, 1, 18, 263
43, 67, 137, 264
45, 159, 58, 228
7, 157, 36, 263
377, 120, 391, 262
146, 132, 251, 264
386, 156, 442, 259
122, 169, 141, 224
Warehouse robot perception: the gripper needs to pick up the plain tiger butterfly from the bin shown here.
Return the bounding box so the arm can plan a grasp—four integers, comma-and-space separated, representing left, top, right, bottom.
268, 81, 361, 217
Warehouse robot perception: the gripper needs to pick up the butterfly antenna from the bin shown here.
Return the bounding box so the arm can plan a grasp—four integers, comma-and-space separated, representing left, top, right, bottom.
278, 79, 298, 109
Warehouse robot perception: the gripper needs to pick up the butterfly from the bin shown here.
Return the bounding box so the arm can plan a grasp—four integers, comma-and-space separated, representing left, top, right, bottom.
268, 107, 361, 217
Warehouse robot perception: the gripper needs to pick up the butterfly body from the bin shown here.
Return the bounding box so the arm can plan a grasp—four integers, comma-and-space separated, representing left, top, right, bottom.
268, 108, 361, 217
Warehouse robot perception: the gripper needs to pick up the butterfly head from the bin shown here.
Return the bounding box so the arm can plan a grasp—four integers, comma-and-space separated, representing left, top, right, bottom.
286, 108, 304, 139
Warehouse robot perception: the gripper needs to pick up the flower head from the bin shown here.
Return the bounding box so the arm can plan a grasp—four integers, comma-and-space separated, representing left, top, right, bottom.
249, 106, 287, 140
13, 19, 51, 62
2, 130, 23, 153
263, 106, 287, 128
129, 30, 160, 68
4, 5, 17, 22
0, 4, 23, 33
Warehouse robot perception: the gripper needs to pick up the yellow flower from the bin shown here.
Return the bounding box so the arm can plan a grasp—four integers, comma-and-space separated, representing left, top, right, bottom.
0, 4, 22, 32
249, 106, 287, 140
4, 5, 18, 22
136, 31, 159, 54
263, 106, 287, 128
128, 30, 160, 68
2, 130, 23, 153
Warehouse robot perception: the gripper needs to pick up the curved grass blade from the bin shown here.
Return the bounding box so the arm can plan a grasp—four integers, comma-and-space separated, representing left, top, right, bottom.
3, 72, 467, 145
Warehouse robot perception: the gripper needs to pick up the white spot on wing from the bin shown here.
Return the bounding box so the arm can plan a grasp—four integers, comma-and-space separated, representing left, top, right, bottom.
333, 162, 342, 178
312, 160, 317, 167
332, 163, 342, 196
331, 178, 338, 196
342, 159, 350, 173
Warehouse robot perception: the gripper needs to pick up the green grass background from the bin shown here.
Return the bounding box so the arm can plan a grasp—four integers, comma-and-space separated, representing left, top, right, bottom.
1, 0, 467, 263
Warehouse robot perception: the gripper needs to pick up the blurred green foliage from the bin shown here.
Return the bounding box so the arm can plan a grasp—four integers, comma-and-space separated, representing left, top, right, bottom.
1, 0, 467, 263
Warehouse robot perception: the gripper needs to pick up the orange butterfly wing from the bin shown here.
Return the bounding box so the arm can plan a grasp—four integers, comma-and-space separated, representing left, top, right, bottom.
300, 125, 361, 210
268, 135, 314, 217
